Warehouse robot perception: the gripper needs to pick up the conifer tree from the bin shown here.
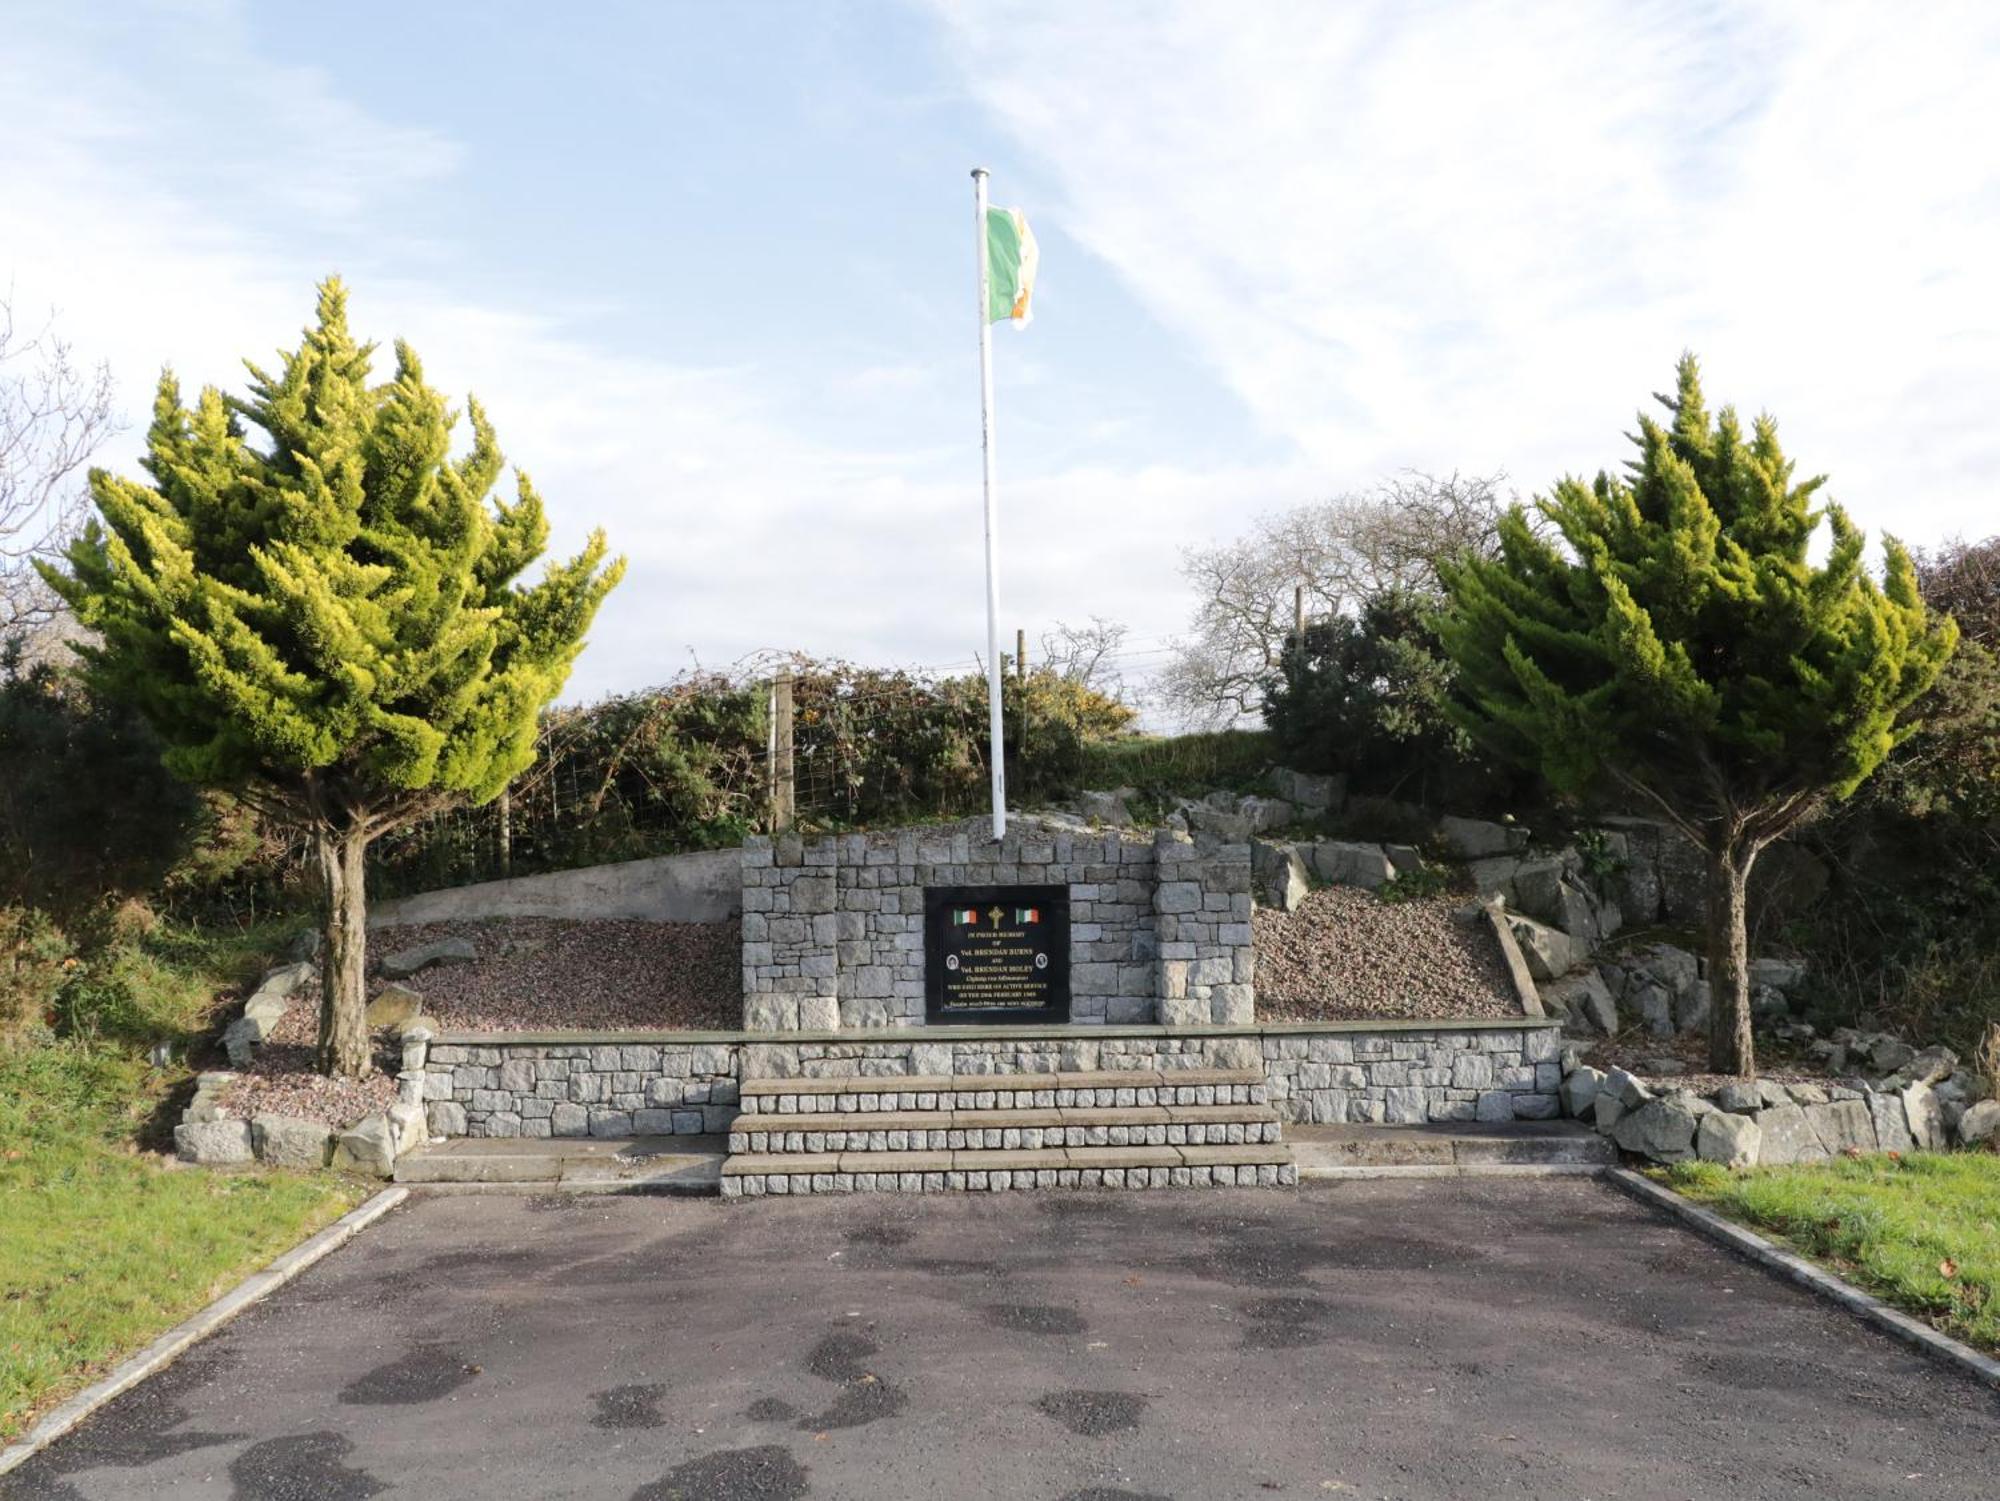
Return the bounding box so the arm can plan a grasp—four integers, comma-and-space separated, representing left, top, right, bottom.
43, 281, 624, 1076
1437, 356, 1954, 1077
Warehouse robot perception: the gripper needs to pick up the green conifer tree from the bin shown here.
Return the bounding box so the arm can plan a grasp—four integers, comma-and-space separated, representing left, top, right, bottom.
43, 281, 625, 1076
1438, 356, 1954, 1077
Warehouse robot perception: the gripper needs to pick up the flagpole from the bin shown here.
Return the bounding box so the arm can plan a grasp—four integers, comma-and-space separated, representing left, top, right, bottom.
972, 166, 1006, 842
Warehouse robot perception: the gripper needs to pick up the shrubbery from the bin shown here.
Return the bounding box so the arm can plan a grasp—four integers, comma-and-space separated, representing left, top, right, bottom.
1261, 590, 1522, 810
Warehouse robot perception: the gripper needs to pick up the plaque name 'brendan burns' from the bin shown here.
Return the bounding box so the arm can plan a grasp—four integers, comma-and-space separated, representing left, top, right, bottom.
923, 884, 1070, 1024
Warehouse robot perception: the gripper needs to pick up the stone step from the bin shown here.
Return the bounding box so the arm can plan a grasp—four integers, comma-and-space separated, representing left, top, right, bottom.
730, 1102, 1283, 1154
392, 1134, 725, 1192
738, 1068, 1268, 1116
1288, 1122, 1613, 1177
719, 1141, 1295, 1196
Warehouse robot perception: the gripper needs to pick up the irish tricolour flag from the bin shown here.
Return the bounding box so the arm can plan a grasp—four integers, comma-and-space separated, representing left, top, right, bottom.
952, 907, 981, 926
985, 207, 1038, 326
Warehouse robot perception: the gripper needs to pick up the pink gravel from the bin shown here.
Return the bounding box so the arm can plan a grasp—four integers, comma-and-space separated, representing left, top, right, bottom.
1254, 884, 1521, 1022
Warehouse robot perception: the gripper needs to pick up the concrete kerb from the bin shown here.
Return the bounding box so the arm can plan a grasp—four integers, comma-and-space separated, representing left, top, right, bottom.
0, 1187, 409, 1479
1606, 1167, 2000, 1392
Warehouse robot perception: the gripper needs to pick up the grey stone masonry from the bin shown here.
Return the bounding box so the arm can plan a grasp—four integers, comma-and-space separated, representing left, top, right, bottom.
415, 1020, 1562, 1139
740, 816, 1254, 1031
423, 1040, 740, 1141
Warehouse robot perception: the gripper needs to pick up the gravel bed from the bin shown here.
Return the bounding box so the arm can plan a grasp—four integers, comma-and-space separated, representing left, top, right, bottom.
214, 916, 741, 1130
1253, 885, 1521, 1021
378, 916, 741, 1033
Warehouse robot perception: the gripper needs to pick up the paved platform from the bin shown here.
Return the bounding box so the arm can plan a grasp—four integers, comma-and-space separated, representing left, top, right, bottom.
6, 1180, 1995, 1499
1291, 1119, 1615, 1176
393, 1134, 724, 1191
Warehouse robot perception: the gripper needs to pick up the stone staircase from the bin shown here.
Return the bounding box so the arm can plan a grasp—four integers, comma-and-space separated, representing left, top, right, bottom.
720, 1067, 1295, 1197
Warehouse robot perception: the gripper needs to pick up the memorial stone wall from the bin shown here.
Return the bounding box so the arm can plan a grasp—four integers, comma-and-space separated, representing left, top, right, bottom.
739, 816, 1254, 1031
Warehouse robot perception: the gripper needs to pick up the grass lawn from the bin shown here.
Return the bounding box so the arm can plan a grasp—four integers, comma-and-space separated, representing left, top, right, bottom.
0, 922, 363, 1443
1661, 1153, 2000, 1355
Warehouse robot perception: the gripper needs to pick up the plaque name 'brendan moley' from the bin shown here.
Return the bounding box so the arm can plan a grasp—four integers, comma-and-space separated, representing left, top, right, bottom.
923, 884, 1070, 1024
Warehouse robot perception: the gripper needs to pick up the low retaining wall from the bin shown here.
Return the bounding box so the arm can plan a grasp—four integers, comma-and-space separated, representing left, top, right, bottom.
370, 847, 741, 928
416, 1019, 1563, 1139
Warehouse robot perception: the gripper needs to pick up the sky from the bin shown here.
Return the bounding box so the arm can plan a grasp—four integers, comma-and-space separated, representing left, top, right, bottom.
4, 0, 1997, 708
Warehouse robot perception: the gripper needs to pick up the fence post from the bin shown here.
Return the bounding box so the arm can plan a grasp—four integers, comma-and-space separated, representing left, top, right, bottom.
769, 670, 796, 832
496, 786, 513, 877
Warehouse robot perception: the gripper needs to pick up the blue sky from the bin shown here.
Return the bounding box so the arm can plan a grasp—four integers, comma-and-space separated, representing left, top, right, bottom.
5, 1, 1998, 705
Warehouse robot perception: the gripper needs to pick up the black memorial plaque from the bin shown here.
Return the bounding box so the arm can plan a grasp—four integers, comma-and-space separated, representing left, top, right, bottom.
923, 884, 1070, 1024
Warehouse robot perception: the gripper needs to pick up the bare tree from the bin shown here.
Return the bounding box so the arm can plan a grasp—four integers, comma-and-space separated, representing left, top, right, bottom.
1160, 471, 1506, 727
1, 299, 118, 652
1039, 616, 1129, 697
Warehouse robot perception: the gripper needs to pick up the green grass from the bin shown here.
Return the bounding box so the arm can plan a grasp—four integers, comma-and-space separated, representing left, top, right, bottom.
1660, 1153, 2000, 1354
0, 920, 360, 1441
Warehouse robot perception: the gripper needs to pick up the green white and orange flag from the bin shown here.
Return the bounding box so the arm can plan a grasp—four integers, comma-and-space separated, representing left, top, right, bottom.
985, 206, 1038, 326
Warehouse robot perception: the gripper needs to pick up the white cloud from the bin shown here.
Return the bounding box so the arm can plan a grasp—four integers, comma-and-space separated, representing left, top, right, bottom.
0, 2, 1295, 705
930, 0, 2000, 542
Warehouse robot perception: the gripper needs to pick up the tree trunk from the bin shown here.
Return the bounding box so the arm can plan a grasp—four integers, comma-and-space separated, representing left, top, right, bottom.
314, 826, 372, 1079
1705, 841, 1759, 1078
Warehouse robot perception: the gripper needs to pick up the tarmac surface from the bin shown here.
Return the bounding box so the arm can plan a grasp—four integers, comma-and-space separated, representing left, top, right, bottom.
6, 1179, 1997, 1500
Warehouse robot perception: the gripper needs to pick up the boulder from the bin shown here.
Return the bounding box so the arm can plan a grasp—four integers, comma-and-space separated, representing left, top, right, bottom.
333, 1114, 398, 1177
1251, 839, 1311, 913
1749, 985, 1788, 1022
1749, 957, 1806, 992
1805, 1099, 1877, 1157
1437, 816, 1517, 860
1560, 1065, 1605, 1119
1901, 1082, 1945, 1150
1237, 795, 1296, 833
1269, 767, 1344, 815
1553, 880, 1602, 945
1593, 1090, 1629, 1133
1867, 1037, 1918, 1076
1611, 1096, 1700, 1161
1636, 1056, 1687, 1078
252, 1114, 334, 1169
1867, 1088, 1917, 1155
1604, 1067, 1652, 1109
365, 984, 424, 1030
174, 1118, 254, 1165
1786, 1082, 1829, 1106
1674, 981, 1712, 1035
1076, 787, 1136, 827
1884, 1045, 1958, 1090
221, 1016, 263, 1069
1543, 970, 1619, 1035
1506, 915, 1577, 982
285, 928, 322, 963
1755, 1104, 1828, 1165
379, 936, 477, 981
1183, 801, 1255, 841
1957, 1099, 2000, 1148
1713, 1081, 1763, 1114
388, 1101, 427, 1155
1630, 981, 1675, 1037
1309, 841, 1394, 891
1509, 859, 1571, 925
1383, 842, 1424, 875
1468, 856, 1522, 902
1697, 1110, 1762, 1168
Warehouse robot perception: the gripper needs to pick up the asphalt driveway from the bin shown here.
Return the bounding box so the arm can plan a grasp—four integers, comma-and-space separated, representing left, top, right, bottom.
7, 1180, 1996, 1500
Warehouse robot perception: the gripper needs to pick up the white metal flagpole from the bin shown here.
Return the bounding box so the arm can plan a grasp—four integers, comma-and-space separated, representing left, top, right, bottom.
972, 166, 1006, 841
